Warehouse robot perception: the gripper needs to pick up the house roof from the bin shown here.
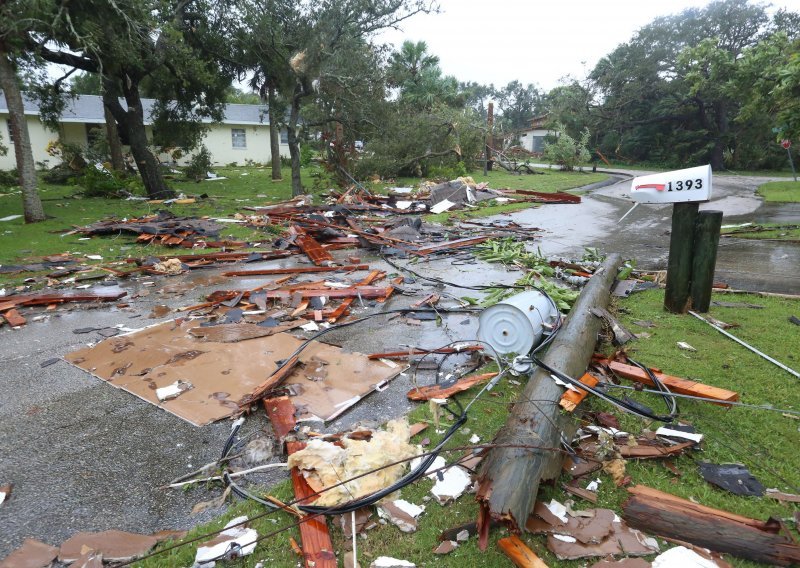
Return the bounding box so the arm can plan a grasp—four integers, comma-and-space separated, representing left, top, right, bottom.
0, 93, 269, 126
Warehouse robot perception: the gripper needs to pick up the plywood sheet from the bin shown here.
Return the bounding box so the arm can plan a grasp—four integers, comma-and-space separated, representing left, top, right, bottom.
65, 320, 401, 426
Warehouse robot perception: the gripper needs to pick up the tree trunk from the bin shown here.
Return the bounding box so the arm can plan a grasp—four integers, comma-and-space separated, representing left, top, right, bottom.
102, 93, 125, 172
268, 83, 282, 180
288, 87, 304, 196
0, 52, 45, 223
104, 79, 173, 199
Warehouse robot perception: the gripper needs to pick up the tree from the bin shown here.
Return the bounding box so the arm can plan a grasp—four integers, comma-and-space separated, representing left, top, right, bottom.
33, 0, 235, 198
543, 123, 591, 171
0, 1, 45, 222
241, 0, 435, 196
494, 80, 543, 131
387, 40, 463, 109
69, 73, 125, 171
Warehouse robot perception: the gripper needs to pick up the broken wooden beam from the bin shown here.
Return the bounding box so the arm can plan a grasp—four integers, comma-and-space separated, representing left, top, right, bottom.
497, 535, 549, 568
293, 229, 334, 266
558, 373, 599, 412
607, 361, 738, 406
223, 265, 369, 277
326, 270, 384, 323
412, 236, 492, 256
239, 356, 301, 408
263, 398, 337, 568
623, 485, 800, 566
475, 254, 622, 548
407, 372, 498, 402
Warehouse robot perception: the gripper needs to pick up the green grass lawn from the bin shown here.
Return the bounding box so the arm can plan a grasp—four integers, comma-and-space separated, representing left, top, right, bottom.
131, 288, 800, 567
756, 180, 800, 202
722, 222, 800, 240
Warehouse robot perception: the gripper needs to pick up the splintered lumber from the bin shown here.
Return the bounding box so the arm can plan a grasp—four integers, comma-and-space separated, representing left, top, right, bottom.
239, 356, 300, 408
475, 254, 622, 548
368, 345, 483, 360
327, 270, 384, 323
559, 373, 599, 412
608, 361, 738, 406
407, 372, 498, 402
412, 236, 492, 256
509, 189, 581, 204
497, 535, 550, 568
623, 485, 800, 566
223, 265, 369, 277
0, 288, 127, 309
1, 308, 26, 326
294, 231, 334, 266
263, 398, 337, 568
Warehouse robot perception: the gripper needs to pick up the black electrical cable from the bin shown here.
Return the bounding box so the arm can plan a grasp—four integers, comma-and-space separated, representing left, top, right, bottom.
626, 357, 678, 420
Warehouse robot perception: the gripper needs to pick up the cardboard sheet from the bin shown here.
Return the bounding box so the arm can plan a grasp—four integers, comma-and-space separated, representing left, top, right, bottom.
65, 320, 402, 426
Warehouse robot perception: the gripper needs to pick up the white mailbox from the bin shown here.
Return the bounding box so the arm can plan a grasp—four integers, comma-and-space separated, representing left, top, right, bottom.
630, 165, 712, 204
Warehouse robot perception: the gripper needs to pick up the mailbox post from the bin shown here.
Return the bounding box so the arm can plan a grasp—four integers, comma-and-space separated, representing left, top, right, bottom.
628, 165, 719, 313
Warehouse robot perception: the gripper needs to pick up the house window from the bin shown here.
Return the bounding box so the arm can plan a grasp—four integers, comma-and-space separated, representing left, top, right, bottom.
280, 129, 288, 144
232, 128, 247, 149
6, 120, 14, 144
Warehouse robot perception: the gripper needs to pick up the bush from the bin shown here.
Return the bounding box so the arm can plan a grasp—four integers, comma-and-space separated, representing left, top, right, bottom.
300, 143, 315, 167
42, 164, 76, 185
185, 146, 213, 181
543, 124, 591, 171
0, 168, 18, 188
75, 165, 122, 197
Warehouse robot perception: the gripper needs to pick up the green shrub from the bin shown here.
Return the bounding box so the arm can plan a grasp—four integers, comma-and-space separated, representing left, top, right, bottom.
300, 143, 315, 167
544, 124, 591, 171
76, 165, 122, 197
42, 164, 76, 185
0, 168, 18, 188
185, 146, 213, 181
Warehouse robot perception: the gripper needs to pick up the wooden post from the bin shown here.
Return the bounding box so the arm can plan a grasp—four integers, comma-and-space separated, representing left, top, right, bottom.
663, 202, 699, 313
475, 254, 623, 547
486, 102, 494, 172
690, 210, 723, 312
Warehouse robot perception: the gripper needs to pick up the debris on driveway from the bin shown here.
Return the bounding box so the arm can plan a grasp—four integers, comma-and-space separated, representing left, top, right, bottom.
0, 538, 58, 568
194, 516, 258, 566
58, 529, 160, 563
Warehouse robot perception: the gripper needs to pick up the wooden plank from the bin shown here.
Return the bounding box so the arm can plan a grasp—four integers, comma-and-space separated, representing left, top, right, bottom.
326, 270, 384, 323
223, 265, 369, 277
2, 308, 26, 326
407, 372, 497, 402
559, 373, 599, 412
263, 398, 336, 568
239, 356, 301, 408
623, 485, 800, 566
412, 236, 491, 256
368, 345, 483, 360
608, 361, 738, 405
497, 535, 549, 568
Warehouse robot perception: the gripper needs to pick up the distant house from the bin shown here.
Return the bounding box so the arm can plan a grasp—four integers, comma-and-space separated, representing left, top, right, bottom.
0, 93, 289, 170
518, 114, 555, 155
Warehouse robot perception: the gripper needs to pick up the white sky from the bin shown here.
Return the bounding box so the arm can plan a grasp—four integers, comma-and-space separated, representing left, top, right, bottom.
378, 0, 800, 91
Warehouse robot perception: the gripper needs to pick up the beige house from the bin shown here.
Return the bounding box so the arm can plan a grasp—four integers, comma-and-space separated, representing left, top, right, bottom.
0, 93, 289, 170
518, 114, 554, 155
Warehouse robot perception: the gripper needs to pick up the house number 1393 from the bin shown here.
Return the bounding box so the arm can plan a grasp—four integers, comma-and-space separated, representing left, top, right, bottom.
667, 179, 703, 191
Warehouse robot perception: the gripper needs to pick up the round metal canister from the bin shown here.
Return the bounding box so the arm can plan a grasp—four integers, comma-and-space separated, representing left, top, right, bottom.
477, 290, 559, 355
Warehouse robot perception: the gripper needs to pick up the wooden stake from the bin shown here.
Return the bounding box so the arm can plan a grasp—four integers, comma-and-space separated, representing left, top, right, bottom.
497, 535, 549, 568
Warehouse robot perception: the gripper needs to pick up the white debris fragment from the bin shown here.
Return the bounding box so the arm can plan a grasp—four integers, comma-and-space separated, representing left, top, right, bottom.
455, 529, 469, 542
410, 455, 446, 478
586, 479, 601, 492
469, 434, 480, 444
431, 465, 472, 504
300, 321, 320, 332
652, 545, 719, 568
429, 199, 455, 214
0, 215, 22, 222
545, 499, 569, 523
552, 534, 577, 543
655, 427, 704, 444
194, 516, 257, 567
156, 380, 193, 401
677, 341, 697, 352
370, 557, 416, 568
86, 254, 103, 260
377, 499, 425, 533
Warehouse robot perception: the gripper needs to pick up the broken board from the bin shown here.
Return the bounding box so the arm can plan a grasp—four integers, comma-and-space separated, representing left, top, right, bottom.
64, 320, 401, 426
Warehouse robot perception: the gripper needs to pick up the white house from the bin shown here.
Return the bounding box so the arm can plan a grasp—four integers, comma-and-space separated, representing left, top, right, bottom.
0, 93, 289, 170
518, 114, 554, 155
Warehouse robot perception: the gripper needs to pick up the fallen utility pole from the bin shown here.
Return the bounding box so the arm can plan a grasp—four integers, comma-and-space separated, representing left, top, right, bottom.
475, 254, 622, 548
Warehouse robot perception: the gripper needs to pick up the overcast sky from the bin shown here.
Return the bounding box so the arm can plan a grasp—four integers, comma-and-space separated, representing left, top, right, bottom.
378, 0, 800, 91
